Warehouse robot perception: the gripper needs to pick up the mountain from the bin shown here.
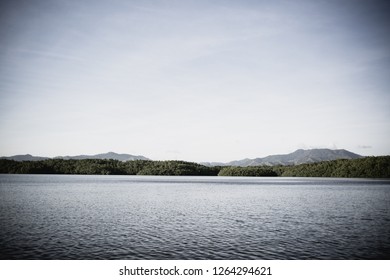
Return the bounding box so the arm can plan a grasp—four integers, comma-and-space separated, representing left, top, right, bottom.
1, 152, 149, 162
56, 152, 150, 161
0, 154, 50, 162
2, 149, 362, 165
204, 149, 363, 167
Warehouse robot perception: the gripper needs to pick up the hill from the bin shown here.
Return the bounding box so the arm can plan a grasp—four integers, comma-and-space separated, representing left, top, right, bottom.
0, 149, 364, 166
1, 152, 149, 162
0, 154, 50, 161
1, 156, 389, 178
203, 149, 362, 167
55, 152, 149, 161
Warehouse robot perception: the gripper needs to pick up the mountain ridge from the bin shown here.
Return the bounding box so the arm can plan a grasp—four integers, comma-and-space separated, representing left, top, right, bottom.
202, 149, 363, 167
1, 149, 363, 165
1, 152, 149, 162
0, 154, 50, 162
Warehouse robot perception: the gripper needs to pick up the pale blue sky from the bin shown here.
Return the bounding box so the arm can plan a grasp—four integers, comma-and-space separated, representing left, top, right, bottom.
1, 0, 389, 162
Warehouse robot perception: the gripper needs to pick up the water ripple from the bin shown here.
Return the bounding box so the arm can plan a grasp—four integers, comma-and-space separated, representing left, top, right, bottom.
1, 175, 390, 259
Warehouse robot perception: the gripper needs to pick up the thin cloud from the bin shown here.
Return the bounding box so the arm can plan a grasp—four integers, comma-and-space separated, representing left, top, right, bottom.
358, 145, 373, 149
13, 48, 85, 63
0, 0, 389, 161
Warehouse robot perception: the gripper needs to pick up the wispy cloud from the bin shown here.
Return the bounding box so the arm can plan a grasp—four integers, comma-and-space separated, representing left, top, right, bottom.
1, 0, 389, 161
12, 48, 85, 62
358, 145, 373, 149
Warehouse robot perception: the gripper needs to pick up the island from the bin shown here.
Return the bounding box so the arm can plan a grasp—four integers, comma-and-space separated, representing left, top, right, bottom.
1, 156, 389, 178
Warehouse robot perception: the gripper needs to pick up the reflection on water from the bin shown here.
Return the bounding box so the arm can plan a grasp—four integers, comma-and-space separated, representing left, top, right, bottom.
1, 175, 389, 259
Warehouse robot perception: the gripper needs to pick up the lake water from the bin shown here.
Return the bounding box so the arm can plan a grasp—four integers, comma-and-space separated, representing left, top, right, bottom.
1, 174, 389, 260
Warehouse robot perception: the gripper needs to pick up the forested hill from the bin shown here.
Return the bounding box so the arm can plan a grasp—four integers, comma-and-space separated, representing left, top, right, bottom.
0, 156, 389, 178
0, 152, 149, 162
0, 159, 220, 176
3, 149, 360, 165
203, 149, 362, 166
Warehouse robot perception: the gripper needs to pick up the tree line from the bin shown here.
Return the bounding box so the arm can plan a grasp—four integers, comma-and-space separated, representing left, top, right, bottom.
0, 156, 389, 178
275, 156, 390, 178
218, 166, 277, 176
0, 159, 221, 176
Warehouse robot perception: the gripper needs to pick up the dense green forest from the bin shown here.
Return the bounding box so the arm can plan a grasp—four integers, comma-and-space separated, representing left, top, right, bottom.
0, 156, 389, 178
275, 156, 390, 178
218, 166, 277, 177
0, 159, 221, 176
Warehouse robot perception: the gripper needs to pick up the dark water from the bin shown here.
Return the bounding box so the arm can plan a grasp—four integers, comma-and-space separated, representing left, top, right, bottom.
1, 174, 389, 260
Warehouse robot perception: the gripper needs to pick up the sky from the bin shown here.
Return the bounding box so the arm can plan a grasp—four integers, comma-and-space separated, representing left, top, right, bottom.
0, 0, 389, 162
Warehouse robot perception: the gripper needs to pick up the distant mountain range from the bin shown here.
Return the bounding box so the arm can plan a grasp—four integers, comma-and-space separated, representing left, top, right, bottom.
1, 149, 363, 166
1, 152, 149, 162
0, 154, 51, 162
202, 149, 363, 167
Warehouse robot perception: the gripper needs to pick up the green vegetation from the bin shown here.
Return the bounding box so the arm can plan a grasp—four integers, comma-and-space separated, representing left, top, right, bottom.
218, 166, 277, 177
136, 161, 221, 176
0, 159, 221, 176
276, 156, 390, 178
0, 156, 389, 178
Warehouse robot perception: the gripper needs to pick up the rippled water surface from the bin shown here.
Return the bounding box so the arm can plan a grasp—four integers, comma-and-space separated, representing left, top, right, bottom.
1, 174, 389, 259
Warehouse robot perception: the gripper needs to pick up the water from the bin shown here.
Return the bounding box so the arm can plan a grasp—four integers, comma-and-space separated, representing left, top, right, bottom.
1, 174, 389, 259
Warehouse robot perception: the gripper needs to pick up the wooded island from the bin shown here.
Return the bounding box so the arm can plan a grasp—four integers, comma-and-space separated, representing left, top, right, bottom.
1, 156, 389, 178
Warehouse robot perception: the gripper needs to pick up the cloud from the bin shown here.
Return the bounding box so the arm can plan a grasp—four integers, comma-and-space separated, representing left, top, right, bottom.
13, 48, 85, 62
358, 145, 373, 149
297, 143, 339, 150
